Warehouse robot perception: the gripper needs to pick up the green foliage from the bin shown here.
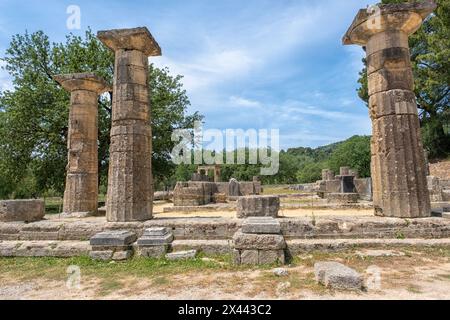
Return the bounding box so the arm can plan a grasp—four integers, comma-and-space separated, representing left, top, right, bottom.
296, 162, 324, 183
327, 136, 372, 177
0, 29, 202, 199
357, 0, 450, 159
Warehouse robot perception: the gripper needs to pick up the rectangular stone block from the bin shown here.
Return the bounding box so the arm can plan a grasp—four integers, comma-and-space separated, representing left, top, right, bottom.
233, 232, 286, 250
341, 175, 355, 193
112, 250, 133, 261
0, 200, 45, 222
258, 250, 285, 265
368, 67, 414, 96
143, 227, 170, 237
138, 245, 169, 258
236, 196, 280, 219
367, 47, 411, 75
242, 217, 281, 234
369, 89, 418, 119
90, 250, 113, 261
137, 233, 173, 246
240, 250, 259, 265
325, 180, 341, 193
90, 230, 137, 246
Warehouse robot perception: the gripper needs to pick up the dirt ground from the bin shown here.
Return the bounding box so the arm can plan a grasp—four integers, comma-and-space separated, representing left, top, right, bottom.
0, 247, 449, 300
151, 202, 373, 219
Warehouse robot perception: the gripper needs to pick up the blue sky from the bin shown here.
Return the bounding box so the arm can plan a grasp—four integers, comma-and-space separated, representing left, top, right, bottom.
0, 0, 372, 150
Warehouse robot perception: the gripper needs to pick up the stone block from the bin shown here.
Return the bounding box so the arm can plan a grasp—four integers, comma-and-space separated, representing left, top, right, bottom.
137, 233, 173, 246
97, 27, 161, 57
273, 268, 289, 277
340, 167, 350, 176
90, 230, 137, 246
341, 175, 355, 193
112, 250, 133, 261
325, 180, 341, 193
229, 179, 240, 197
233, 249, 241, 265
0, 200, 45, 222
143, 227, 169, 237
138, 245, 169, 258
89, 250, 114, 261
236, 196, 280, 218
258, 250, 285, 265
241, 217, 281, 234
326, 193, 359, 204
354, 178, 373, 201
240, 250, 259, 265
233, 232, 286, 250
314, 261, 363, 291
166, 250, 197, 261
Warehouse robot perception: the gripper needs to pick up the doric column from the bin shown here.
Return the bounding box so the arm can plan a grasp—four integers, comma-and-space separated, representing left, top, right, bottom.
343, 1, 436, 218
54, 73, 110, 216
97, 27, 161, 222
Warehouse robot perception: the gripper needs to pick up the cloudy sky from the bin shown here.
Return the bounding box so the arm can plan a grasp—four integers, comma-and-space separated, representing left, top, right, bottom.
0, 0, 373, 149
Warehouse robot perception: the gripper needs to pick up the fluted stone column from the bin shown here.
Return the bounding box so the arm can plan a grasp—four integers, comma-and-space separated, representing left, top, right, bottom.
97, 27, 161, 222
54, 73, 110, 216
343, 1, 436, 218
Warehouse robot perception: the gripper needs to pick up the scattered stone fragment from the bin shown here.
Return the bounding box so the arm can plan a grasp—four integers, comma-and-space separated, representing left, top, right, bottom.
356, 249, 405, 258
314, 261, 363, 291
166, 250, 197, 261
273, 268, 289, 277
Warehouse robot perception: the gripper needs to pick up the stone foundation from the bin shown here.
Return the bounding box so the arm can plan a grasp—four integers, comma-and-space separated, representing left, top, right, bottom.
326, 193, 359, 204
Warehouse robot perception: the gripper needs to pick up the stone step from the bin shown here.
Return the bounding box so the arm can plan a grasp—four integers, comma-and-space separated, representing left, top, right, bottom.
1, 238, 450, 258
0, 240, 89, 257
1, 216, 450, 242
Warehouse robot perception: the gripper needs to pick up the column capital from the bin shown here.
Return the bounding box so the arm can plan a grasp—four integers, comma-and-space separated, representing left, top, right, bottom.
97, 27, 161, 57
342, 0, 436, 46
54, 72, 111, 94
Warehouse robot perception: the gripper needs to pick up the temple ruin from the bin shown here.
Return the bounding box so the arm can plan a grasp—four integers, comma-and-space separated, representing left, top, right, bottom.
343, 0, 436, 218
97, 27, 161, 222
54, 73, 111, 217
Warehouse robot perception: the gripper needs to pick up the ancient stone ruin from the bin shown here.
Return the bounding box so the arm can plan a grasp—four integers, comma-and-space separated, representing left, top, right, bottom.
97, 27, 161, 222
54, 73, 111, 217
343, 1, 436, 218
172, 177, 263, 207
1, 2, 449, 272
317, 167, 372, 203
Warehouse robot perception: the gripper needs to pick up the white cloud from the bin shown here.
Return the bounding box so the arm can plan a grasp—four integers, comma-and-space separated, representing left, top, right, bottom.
229, 96, 262, 108
0, 60, 12, 92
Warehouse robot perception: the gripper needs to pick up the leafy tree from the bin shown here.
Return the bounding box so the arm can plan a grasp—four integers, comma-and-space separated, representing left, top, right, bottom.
327, 135, 372, 178
296, 161, 324, 183
357, 0, 450, 159
0, 29, 202, 198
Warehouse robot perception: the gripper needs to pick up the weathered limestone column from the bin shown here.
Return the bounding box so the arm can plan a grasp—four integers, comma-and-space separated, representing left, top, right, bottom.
343, 1, 436, 218
97, 27, 161, 222
54, 73, 110, 216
